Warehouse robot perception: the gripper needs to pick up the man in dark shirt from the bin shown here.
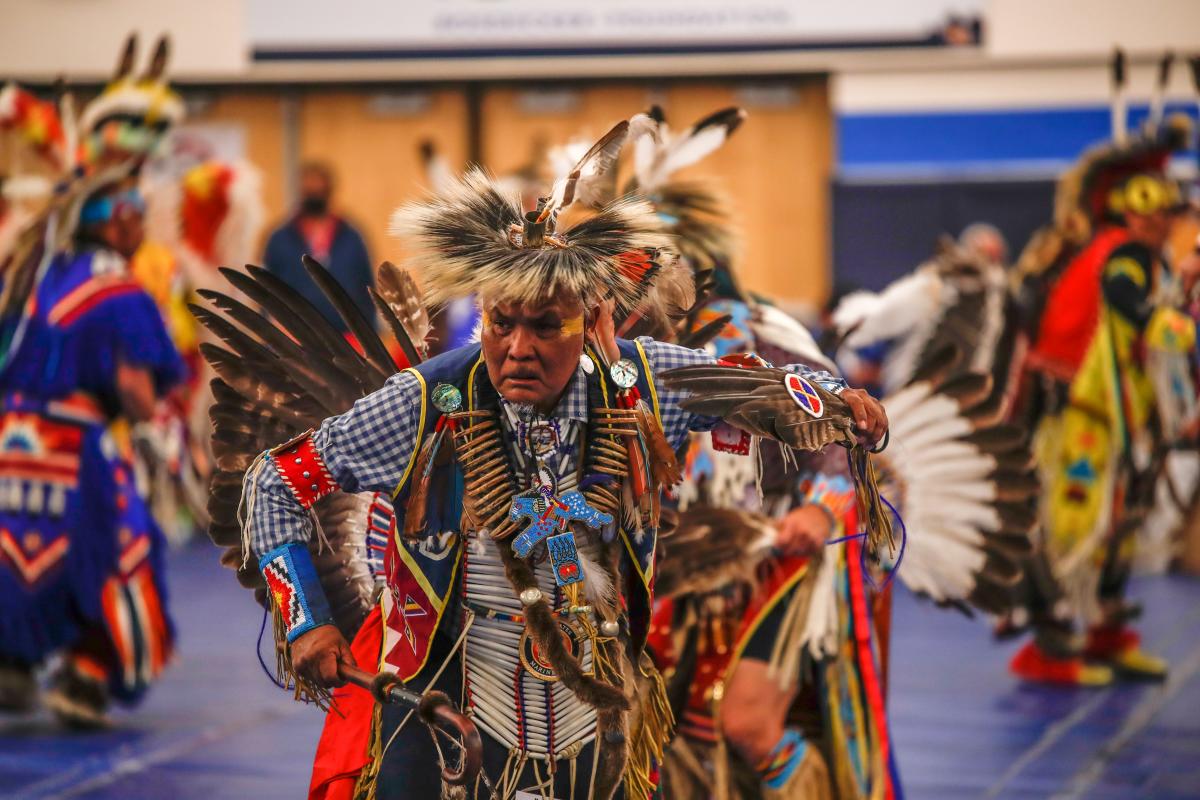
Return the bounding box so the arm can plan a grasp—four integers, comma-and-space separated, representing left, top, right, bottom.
263, 161, 375, 333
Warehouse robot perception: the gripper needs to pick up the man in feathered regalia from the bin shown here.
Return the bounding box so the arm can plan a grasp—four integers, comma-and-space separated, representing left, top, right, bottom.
0, 35, 185, 726
1011, 51, 1196, 683
198, 117, 889, 799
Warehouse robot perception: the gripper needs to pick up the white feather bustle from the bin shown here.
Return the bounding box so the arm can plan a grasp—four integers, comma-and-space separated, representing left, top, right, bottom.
834, 269, 949, 394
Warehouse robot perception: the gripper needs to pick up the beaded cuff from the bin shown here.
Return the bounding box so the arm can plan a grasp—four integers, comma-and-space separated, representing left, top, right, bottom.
259, 542, 334, 642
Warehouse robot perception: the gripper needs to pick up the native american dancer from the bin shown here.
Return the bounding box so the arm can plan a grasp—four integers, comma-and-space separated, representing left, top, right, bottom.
0, 35, 186, 725
1005, 50, 1198, 684
651, 314, 884, 800
655, 325, 1037, 800
195, 117, 890, 799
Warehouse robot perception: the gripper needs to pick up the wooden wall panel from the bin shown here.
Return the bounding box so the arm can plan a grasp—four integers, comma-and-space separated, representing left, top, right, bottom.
479, 84, 648, 186
298, 89, 470, 267
660, 81, 832, 308
177, 79, 832, 306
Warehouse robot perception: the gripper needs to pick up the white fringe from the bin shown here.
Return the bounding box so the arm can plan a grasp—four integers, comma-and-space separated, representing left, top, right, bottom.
237, 453, 270, 568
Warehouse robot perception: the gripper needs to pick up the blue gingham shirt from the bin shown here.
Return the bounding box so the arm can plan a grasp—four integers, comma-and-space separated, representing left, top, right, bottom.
247, 338, 834, 557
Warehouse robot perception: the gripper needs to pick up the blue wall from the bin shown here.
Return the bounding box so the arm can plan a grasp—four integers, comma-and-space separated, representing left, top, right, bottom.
831, 103, 1198, 292
838, 103, 1197, 175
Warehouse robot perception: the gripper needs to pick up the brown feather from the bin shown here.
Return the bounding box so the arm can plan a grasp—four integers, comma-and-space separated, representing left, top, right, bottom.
375, 262, 430, 345
636, 401, 681, 487
403, 430, 439, 537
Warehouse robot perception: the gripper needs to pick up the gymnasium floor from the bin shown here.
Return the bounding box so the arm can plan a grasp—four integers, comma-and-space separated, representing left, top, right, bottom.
3, 544, 1200, 799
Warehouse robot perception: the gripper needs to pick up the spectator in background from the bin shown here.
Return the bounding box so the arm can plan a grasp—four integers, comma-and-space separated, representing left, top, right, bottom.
959, 221, 1010, 266
263, 161, 375, 333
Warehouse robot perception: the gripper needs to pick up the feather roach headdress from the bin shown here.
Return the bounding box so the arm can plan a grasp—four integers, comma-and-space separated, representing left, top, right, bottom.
1053, 52, 1190, 243
1016, 49, 1192, 282
79, 34, 184, 169
391, 135, 681, 318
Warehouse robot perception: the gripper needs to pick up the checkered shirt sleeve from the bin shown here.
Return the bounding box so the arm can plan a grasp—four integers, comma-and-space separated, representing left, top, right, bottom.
248, 369, 424, 557
638, 337, 843, 450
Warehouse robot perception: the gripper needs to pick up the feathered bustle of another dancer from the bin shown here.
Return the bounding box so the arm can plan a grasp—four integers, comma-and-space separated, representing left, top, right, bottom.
878, 347, 1035, 616
628, 106, 747, 303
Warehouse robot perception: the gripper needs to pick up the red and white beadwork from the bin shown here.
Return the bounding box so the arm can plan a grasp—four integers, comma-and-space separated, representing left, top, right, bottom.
271, 432, 338, 509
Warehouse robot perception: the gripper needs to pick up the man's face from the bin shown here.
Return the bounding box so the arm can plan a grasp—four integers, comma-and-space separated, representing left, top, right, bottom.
299, 169, 332, 215
1125, 209, 1171, 251
480, 293, 590, 413
100, 185, 146, 259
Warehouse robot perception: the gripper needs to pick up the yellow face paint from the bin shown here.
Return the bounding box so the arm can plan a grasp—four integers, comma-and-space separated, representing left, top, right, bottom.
560, 314, 585, 338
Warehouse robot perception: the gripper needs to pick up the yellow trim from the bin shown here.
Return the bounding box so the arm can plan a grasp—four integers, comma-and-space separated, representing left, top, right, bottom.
384, 350, 480, 683
389, 368, 428, 501
1106, 256, 1147, 288
619, 528, 654, 588
722, 563, 811, 685
395, 547, 464, 683
394, 540, 456, 616
466, 352, 486, 411
633, 339, 662, 424
608, 341, 666, 590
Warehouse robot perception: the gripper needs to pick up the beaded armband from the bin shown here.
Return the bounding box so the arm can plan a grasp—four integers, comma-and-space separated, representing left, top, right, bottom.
755, 728, 808, 789
270, 431, 339, 509
798, 471, 856, 535
710, 353, 768, 454
259, 542, 334, 642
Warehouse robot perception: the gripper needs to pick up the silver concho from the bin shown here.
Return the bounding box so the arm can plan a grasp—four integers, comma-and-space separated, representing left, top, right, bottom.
609, 358, 639, 389
431, 383, 463, 413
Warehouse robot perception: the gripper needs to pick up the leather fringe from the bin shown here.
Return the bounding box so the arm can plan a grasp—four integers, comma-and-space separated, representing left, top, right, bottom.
269, 602, 333, 709
848, 447, 894, 556
624, 652, 677, 799
351, 701, 385, 800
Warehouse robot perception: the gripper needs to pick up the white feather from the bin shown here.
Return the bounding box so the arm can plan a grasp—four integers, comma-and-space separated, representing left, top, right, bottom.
749, 305, 836, 372
835, 269, 949, 393
645, 125, 729, 189
576, 545, 616, 607
834, 271, 942, 346
875, 381, 931, 422
802, 550, 840, 659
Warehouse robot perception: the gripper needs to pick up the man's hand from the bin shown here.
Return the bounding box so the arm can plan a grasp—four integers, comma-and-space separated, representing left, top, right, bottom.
289, 624, 354, 689
839, 387, 888, 449
775, 505, 834, 556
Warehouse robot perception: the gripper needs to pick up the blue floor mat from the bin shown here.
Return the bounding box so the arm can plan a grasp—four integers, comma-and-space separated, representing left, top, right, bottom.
3, 546, 1200, 799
